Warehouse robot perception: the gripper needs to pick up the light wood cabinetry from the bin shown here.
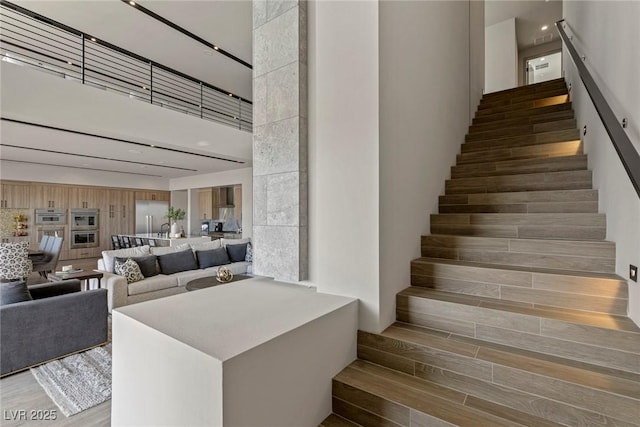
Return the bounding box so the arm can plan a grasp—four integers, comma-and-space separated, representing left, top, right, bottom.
135, 191, 170, 201
69, 187, 102, 208
30, 184, 68, 209
0, 182, 30, 208
100, 190, 135, 251
198, 189, 213, 220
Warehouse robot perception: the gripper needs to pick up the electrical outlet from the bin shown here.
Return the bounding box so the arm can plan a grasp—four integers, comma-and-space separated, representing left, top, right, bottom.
631, 265, 638, 282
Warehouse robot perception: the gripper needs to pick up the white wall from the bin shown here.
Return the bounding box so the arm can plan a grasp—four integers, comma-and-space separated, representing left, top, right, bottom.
562, 2, 640, 326
170, 168, 253, 239
306, 0, 381, 332
485, 18, 518, 93
470, 0, 486, 119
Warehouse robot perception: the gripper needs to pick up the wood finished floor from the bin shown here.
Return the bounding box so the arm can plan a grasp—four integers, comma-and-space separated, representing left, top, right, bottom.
1, 257, 111, 426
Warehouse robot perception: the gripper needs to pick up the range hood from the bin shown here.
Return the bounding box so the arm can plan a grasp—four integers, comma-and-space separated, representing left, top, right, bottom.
221, 187, 235, 207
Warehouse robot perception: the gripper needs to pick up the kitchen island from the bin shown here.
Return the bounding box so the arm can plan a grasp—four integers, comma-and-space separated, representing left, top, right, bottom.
116, 234, 211, 247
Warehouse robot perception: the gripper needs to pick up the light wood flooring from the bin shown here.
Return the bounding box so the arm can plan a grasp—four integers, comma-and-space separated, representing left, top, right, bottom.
1, 257, 111, 426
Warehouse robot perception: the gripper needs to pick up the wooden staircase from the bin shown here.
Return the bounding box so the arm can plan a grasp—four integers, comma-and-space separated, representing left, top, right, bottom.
321, 78, 640, 427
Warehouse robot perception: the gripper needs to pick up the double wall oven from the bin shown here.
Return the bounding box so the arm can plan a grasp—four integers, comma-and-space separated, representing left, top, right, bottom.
70, 209, 99, 249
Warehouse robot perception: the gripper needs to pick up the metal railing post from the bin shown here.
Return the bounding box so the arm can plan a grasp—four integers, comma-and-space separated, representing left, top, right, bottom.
81, 34, 85, 84
149, 62, 153, 104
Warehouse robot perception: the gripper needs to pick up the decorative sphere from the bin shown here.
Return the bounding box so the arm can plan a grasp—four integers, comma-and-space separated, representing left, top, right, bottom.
216, 266, 234, 283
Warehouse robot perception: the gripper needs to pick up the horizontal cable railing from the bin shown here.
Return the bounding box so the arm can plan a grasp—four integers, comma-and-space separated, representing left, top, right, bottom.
0, 1, 252, 132
556, 19, 640, 198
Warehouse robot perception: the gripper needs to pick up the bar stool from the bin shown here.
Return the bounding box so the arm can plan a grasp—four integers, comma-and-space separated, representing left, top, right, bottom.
120, 236, 132, 248
111, 235, 121, 250
134, 237, 144, 247
147, 239, 156, 247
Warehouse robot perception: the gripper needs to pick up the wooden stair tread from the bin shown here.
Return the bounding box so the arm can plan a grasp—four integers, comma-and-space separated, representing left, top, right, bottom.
399, 287, 640, 333
319, 414, 362, 427
383, 323, 640, 399
481, 78, 565, 100
456, 140, 583, 165
475, 95, 569, 117
478, 87, 570, 110
467, 118, 575, 138
469, 110, 575, 133
431, 212, 605, 226
473, 102, 573, 125
334, 362, 538, 427
440, 189, 598, 204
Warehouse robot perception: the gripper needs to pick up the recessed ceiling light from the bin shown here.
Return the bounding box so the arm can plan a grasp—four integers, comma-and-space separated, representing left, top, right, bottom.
196, 141, 210, 147
228, 93, 233, 97
213, 46, 219, 51
540, 57, 546, 61
150, 144, 156, 147
90, 37, 96, 42
541, 25, 548, 31
67, 61, 73, 65
128, 149, 142, 154
129, 1, 136, 5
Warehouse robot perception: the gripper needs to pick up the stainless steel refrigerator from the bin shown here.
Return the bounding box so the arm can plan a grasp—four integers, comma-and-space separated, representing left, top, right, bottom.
135, 200, 170, 234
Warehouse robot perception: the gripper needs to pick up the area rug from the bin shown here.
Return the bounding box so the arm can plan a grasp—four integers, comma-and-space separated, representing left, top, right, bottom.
30, 344, 112, 417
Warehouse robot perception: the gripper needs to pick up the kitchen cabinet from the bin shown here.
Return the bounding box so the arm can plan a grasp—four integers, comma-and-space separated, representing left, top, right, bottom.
69, 187, 102, 208
0, 182, 30, 208
135, 191, 170, 202
30, 184, 68, 209
100, 190, 134, 251
198, 188, 213, 220
68, 247, 100, 259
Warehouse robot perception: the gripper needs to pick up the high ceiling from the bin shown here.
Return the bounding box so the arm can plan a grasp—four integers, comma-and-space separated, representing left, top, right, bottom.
1, 0, 254, 179
485, 0, 563, 50
11, 0, 253, 100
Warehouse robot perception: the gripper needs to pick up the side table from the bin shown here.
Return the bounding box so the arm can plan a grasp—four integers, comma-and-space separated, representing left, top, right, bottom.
47, 270, 104, 291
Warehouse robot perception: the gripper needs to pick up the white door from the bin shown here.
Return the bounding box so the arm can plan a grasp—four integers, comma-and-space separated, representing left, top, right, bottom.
526, 51, 562, 85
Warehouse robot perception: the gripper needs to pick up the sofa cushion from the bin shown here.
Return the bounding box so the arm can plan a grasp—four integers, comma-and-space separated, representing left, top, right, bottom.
204, 261, 250, 276
189, 240, 222, 252
127, 275, 178, 296
157, 249, 198, 275
0, 241, 32, 280
102, 245, 150, 273
116, 255, 158, 278
245, 242, 253, 262
226, 242, 249, 263
114, 258, 145, 284
221, 238, 250, 247
196, 248, 230, 269
0, 281, 32, 306
173, 269, 216, 287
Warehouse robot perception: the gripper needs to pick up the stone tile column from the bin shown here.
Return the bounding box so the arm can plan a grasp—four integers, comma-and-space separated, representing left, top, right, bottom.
252, 0, 307, 281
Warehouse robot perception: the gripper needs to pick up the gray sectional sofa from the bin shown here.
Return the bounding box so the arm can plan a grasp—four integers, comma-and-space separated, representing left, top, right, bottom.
97, 238, 251, 311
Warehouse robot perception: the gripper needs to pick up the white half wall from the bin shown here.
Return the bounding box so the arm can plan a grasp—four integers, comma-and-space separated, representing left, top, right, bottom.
470, 0, 485, 119
485, 17, 518, 93
170, 167, 253, 239
378, 0, 472, 331
562, 2, 640, 326
306, 0, 381, 332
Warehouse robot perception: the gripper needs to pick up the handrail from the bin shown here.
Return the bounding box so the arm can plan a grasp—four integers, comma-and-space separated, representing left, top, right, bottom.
556, 19, 640, 198
0, 0, 252, 132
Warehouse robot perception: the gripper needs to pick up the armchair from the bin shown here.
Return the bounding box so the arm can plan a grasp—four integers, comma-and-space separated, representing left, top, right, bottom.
0, 279, 108, 376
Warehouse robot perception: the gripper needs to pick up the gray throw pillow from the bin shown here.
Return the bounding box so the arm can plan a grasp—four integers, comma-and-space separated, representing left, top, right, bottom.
157, 249, 198, 275
0, 281, 33, 306
226, 243, 248, 263
115, 255, 159, 278
196, 248, 230, 269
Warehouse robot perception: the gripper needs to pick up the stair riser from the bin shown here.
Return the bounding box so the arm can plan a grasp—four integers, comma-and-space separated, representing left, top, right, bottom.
411, 260, 628, 299
473, 103, 572, 125
430, 225, 605, 240
446, 171, 592, 195
476, 95, 569, 117
462, 129, 581, 153
410, 275, 627, 315
358, 337, 638, 426
440, 190, 598, 206
439, 201, 599, 214
481, 79, 566, 102
421, 235, 615, 258
469, 110, 575, 134
396, 298, 640, 372
478, 88, 570, 111
466, 119, 577, 142
332, 384, 409, 427
452, 156, 588, 179
456, 141, 583, 165
431, 213, 605, 227
419, 248, 615, 272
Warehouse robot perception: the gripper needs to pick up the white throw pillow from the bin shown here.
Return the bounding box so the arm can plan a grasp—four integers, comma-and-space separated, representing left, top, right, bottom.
189, 239, 222, 252
221, 238, 251, 247
102, 245, 150, 273
150, 243, 190, 256
114, 258, 145, 284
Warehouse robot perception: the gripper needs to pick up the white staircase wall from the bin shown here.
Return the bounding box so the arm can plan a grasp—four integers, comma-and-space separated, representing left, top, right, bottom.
562, 1, 640, 326
485, 18, 518, 93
